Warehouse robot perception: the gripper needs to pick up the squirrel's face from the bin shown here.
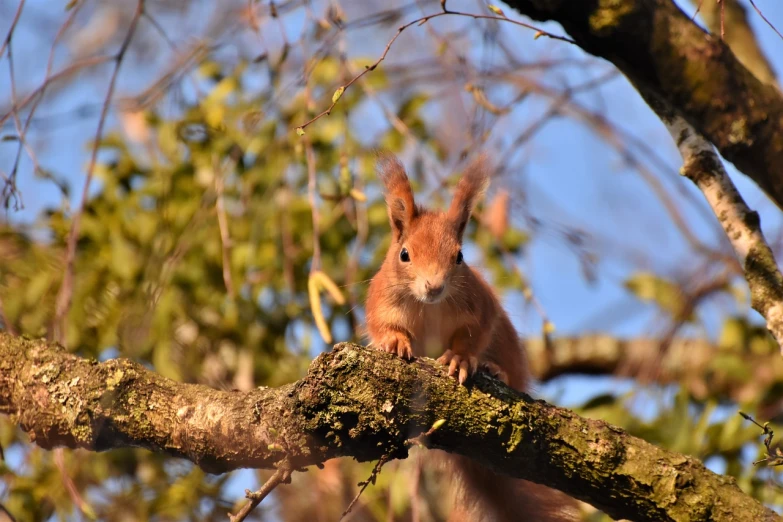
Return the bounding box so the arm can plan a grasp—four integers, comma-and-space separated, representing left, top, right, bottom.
377, 153, 488, 305
395, 213, 465, 304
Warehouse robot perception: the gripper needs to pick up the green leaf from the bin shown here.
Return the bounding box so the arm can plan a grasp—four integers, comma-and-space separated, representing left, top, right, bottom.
487, 4, 506, 17
624, 272, 690, 320
332, 86, 345, 103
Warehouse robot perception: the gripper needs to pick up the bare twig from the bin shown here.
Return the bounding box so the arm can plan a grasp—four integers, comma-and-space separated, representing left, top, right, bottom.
214, 155, 236, 300
228, 461, 293, 522
7, 39, 42, 209
294, 8, 573, 132
0, 0, 27, 208
303, 88, 322, 272
664, 115, 783, 352
739, 412, 783, 467
0, 55, 113, 128
53, 0, 144, 344
338, 455, 390, 522
748, 0, 783, 43
53, 448, 96, 519
0, 0, 24, 60
13, 1, 85, 145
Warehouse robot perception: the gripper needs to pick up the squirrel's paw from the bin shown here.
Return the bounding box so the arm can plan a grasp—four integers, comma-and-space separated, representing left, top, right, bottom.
437, 349, 478, 385
375, 331, 413, 360
479, 361, 509, 385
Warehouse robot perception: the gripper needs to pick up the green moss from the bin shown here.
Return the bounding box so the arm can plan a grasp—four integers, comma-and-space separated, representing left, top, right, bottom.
729, 118, 749, 145
746, 244, 783, 311
589, 0, 636, 34
72, 423, 93, 444
105, 369, 126, 390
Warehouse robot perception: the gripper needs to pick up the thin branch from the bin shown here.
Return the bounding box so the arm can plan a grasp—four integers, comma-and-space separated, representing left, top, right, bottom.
7, 39, 41, 209
664, 115, 783, 351
12, 0, 86, 149
214, 155, 236, 300
303, 111, 321, 272
748, 0, 783, 43
53, 448, 96, 520
339, 456, 389, 522
0, 55, 113, 129
0, 0, 25, 60
228, 461, 293, 522
0, 0, 26, 209
53, 0, 145, 344
294, 8, 572, 132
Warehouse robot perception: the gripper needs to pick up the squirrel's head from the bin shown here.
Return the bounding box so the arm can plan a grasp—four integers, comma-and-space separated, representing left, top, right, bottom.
377, 153, 488, 304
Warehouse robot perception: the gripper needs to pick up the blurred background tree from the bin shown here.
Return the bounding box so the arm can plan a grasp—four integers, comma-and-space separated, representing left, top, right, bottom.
2, 0, 783, 520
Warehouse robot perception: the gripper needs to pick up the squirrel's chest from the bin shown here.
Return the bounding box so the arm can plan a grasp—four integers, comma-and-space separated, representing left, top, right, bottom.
409, 306, 460, 357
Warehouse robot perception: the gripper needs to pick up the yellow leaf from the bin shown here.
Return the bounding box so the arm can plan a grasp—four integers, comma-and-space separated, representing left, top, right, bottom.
543, 321, 555, 334
312, 270, 346, 305
349, 188, 367, 202
431, 419, 446, 431
295, 127, 305, 136
332, 86, 345, 103
487, 4, 506, 17
309, 274, 333, 344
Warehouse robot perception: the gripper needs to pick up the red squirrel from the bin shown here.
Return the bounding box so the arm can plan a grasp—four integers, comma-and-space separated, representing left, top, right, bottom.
365, 154, 575, 522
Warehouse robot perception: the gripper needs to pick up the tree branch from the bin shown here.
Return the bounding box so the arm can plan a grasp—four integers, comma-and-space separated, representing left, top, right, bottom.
0, 332, 776, 522
662, 115, 783, 353
527, 335, 783, 408
692, 0, 779, 88
503, 0, 783, 209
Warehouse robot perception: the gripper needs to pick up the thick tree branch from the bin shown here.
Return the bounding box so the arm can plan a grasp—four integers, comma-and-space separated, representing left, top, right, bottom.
692, 0, 779, 88
504, 0, 783, 209
661, 115, 783, 353
527, 335, 783, 407
0, 333, 777, 522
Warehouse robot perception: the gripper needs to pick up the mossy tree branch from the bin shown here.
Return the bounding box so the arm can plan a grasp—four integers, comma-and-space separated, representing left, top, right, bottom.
0, 333, 777, 521
527, 335, 783, 411
503, 0, 783, 209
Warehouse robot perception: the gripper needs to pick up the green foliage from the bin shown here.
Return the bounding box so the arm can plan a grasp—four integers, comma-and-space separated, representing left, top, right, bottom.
0, 45, 536, 520
624, 271, 695, 321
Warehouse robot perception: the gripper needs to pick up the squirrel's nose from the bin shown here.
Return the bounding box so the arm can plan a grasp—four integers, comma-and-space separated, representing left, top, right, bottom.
425, 281, 444, 298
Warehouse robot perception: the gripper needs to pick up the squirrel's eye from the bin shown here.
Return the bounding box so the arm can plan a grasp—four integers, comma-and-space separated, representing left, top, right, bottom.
400, 248, 410, 262
456, 250, 463, 265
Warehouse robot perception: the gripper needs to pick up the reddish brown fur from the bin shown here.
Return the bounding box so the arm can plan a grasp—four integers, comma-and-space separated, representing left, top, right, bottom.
365, 154, 576, 522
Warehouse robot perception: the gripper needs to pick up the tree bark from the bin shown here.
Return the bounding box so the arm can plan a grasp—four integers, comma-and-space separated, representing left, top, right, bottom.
528, 334, 783, 415
503, 0, 783, 209
0, 332, 777, 522
690, 0, 779, 88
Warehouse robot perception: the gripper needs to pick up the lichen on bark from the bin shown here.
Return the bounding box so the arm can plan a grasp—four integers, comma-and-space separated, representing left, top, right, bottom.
0, 332, 778, 521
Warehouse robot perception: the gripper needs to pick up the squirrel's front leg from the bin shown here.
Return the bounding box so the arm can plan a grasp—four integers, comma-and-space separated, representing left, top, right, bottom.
372, 327, 413, 360
438, 325, 490, 384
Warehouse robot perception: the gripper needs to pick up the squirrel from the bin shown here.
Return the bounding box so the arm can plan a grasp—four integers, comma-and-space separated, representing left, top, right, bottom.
365, 154, 576, 522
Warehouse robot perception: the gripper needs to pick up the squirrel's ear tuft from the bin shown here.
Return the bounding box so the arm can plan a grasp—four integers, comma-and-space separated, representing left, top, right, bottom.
447, 155, 490, 240
377, 153, 417, 241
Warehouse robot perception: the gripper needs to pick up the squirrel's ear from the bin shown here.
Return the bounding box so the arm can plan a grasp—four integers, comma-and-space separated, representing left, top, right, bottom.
447, 155, 489, 240
377, 153, 417, 240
